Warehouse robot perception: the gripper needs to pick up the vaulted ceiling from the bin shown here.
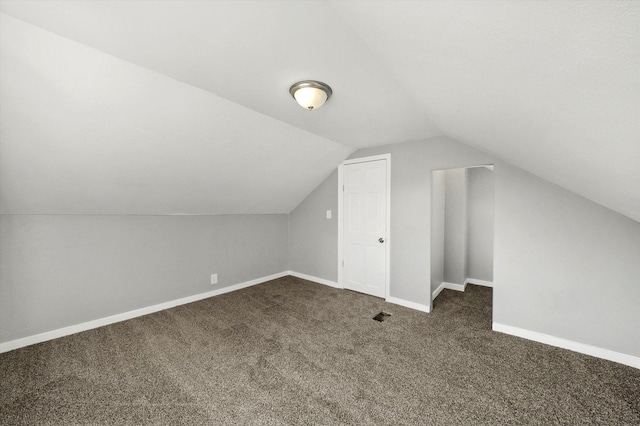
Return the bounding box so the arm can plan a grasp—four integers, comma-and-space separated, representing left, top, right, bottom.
1, 1, 638, 220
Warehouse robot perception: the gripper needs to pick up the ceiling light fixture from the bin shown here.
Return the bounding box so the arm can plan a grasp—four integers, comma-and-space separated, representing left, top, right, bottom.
289, 80, 332, 111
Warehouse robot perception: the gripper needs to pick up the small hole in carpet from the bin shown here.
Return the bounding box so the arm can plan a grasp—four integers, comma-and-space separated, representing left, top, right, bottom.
373, 311, 392, 322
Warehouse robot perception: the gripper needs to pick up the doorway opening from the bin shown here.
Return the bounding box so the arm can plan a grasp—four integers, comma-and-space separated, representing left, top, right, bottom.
430, 165, 494, 315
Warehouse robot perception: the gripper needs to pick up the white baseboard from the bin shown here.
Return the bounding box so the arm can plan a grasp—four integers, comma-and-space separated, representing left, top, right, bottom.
492, 322, 640, 370
432, 282, 446, 300
386, 296, 431, 313
290, 272, 431, 313
0, 271, 289, 354
464, 278, 494, 287
434, 279, 493, 300
287, 271, 341, 289
289, 272, 431, 314
443, 281, 466, 292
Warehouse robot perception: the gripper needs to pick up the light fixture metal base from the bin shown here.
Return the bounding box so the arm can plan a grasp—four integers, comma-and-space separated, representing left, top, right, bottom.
289, 80, 333, 99
289, 80, 333, 110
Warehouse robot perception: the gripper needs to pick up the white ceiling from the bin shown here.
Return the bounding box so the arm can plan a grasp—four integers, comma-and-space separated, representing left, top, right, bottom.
1, 1, 638, 220
0, 0, 440, 149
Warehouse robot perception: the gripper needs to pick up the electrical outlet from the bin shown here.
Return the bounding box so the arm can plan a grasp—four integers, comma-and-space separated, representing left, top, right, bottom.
326, 210, 332, 219
211, 274, 218, 285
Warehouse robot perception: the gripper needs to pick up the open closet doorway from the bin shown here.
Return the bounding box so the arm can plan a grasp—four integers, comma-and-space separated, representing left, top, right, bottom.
430, 165, 495, 313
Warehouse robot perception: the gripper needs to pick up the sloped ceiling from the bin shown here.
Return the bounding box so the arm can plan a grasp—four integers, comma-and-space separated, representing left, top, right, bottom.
332, 1, 640, 222
1, 1, 638, 221
0, 13, 352, 214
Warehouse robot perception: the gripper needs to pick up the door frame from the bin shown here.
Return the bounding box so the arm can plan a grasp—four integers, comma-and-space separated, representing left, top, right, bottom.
337, 153, 391, 299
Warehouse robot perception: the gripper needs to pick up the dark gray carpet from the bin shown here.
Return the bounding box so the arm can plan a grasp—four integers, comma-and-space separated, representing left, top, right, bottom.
1, 276, 639, 425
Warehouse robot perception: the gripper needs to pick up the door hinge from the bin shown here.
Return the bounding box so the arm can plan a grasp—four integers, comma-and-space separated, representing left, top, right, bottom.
342, 260, 344, 267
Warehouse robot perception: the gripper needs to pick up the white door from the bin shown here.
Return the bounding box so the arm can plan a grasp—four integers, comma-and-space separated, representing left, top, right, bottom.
342, 158, 388, 298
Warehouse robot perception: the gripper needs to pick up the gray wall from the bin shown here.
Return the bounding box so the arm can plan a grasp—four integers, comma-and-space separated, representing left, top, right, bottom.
494, 163, 640, 357
289, 135, 640, 358
0, 214, 288, 343
466, 167, 494, 282
4, 135, 639, 359
443, 168, 468, 285
350, 137, 495, 305
288, 170, 339, 281
430, 170, 445, 295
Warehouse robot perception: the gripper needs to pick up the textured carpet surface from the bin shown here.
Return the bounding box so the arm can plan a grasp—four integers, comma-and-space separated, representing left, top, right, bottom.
1, 276, 639, 425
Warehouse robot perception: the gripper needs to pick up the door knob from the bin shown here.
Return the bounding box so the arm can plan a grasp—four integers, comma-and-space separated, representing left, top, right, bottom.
379, 238, 385, 243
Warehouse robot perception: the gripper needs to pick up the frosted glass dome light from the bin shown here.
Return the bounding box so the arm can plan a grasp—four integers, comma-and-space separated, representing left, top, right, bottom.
289, 80, 332, 110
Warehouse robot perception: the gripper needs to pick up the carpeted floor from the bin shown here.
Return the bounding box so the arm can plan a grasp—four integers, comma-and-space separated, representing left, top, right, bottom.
1, 276, 639, 425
